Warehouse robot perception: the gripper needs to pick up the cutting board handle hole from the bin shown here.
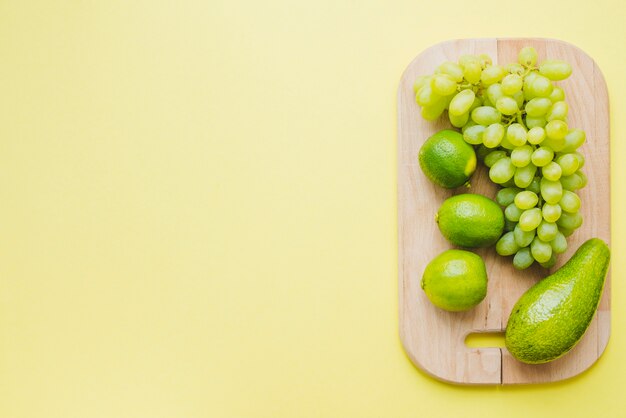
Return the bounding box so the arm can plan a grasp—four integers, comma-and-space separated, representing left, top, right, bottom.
464, 332, 505, 348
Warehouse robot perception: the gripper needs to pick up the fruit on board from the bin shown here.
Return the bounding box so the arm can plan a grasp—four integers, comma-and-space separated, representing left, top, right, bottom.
505, 238, 610, 364
418, 129, 477, 188
421, 249, 488, 311
414, 47, 586, 269
436, 194, 504, 248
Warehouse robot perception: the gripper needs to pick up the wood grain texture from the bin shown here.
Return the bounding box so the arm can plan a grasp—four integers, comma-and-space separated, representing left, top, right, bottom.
398, 38, 610, 385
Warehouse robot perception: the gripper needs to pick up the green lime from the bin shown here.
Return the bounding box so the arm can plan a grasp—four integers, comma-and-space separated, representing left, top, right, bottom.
418, 129, 476, 188
421, 249, 488, 311
437, 193, 504, 248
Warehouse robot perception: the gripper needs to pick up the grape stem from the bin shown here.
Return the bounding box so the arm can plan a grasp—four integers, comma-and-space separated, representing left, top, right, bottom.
499, 110, 527, 127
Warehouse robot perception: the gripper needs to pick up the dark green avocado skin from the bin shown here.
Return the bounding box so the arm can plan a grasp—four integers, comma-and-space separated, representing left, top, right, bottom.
505, 238, 610, 364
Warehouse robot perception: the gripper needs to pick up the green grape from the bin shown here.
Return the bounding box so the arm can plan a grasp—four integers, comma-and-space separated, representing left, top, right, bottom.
545, 101, 568, 121
449, 89, 475, 116
542, 137, 566, 152
463, 124, 485, 145
496, 187, 521, 206
573, 151, 585, 168
449, 111, 470, 128
530, 236, 553, 263
506, 63, 525, 75
469, 95, 483, 112
510, 145, 533, 167
560, 173, 583, 190
540, 177, 563, 204
537, 221, 559, 241
550, 231, 568, 254
531, 146, 554, 167
438, 62, 464, 82
496, 96, 519, 115
471, 106, 502, 125
514, 224, 536, 247
463, 61, 483, 84
462, 119, 477, 133
577, 170, 588, 188
525, 97, 552, 117
475, 145, 491, 163
560, 190, 581, 213
414, 75, 431, 93
496, 231, 519, 256
542, 203, 562, 222
523, 71, 539, 101
499, 136, 516, 150
500, 178, 517, 187
501, 74, 523, 95
527, 177, 541, 194
502, 178, 518, 188
542, 161, 562, 181
486, 83, 504, 105
513, 91, 525, 108
421, 99, 447, 120
416, 84, 441, 107
458, 54, 479, 68
431, 74, 458, 96
514, 164, 537, 188
505, 203, 523, 222
482, 95, 493, 108
549, 86, 566, 103
539, 254, 557, 268
481, 65, 506, 85
513, 247, 535, 269
527, 127, 546, 145
504, 218, 517, 232
489, 157, 515, 184
525, 116, 547, 129
518, 46, 538, 67
556, 153, 580, 176
561, 129, 586, 152
557, 211, 583, 230
478, 54, 493, 68
507, 123, 528, 146
560, 226, 575, 237
519, 208, 542, 231
539, 60, 572, 81
483, 123, 505, 148
530, 74, 554, 97
514, 190, 539, 209
484, 150, 508, 167
545, 120, 568, 140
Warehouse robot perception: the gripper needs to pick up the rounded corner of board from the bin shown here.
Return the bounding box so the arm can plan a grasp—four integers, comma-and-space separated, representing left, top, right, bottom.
540, 352, 609, 385
597, 326, 611, 359
398, 333, 457, 385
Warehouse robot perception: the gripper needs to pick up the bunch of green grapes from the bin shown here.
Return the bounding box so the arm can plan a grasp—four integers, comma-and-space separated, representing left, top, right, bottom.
414, 47, 586, 269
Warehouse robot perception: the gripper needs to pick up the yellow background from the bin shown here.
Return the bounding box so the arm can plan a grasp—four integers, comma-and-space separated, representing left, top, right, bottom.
0, 1, 624, 417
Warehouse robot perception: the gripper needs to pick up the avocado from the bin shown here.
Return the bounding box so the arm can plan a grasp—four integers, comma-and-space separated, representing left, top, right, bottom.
505, 238, 610, 364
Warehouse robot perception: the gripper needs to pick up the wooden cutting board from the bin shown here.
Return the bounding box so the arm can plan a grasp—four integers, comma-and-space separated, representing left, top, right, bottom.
397, 38, 610, 385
